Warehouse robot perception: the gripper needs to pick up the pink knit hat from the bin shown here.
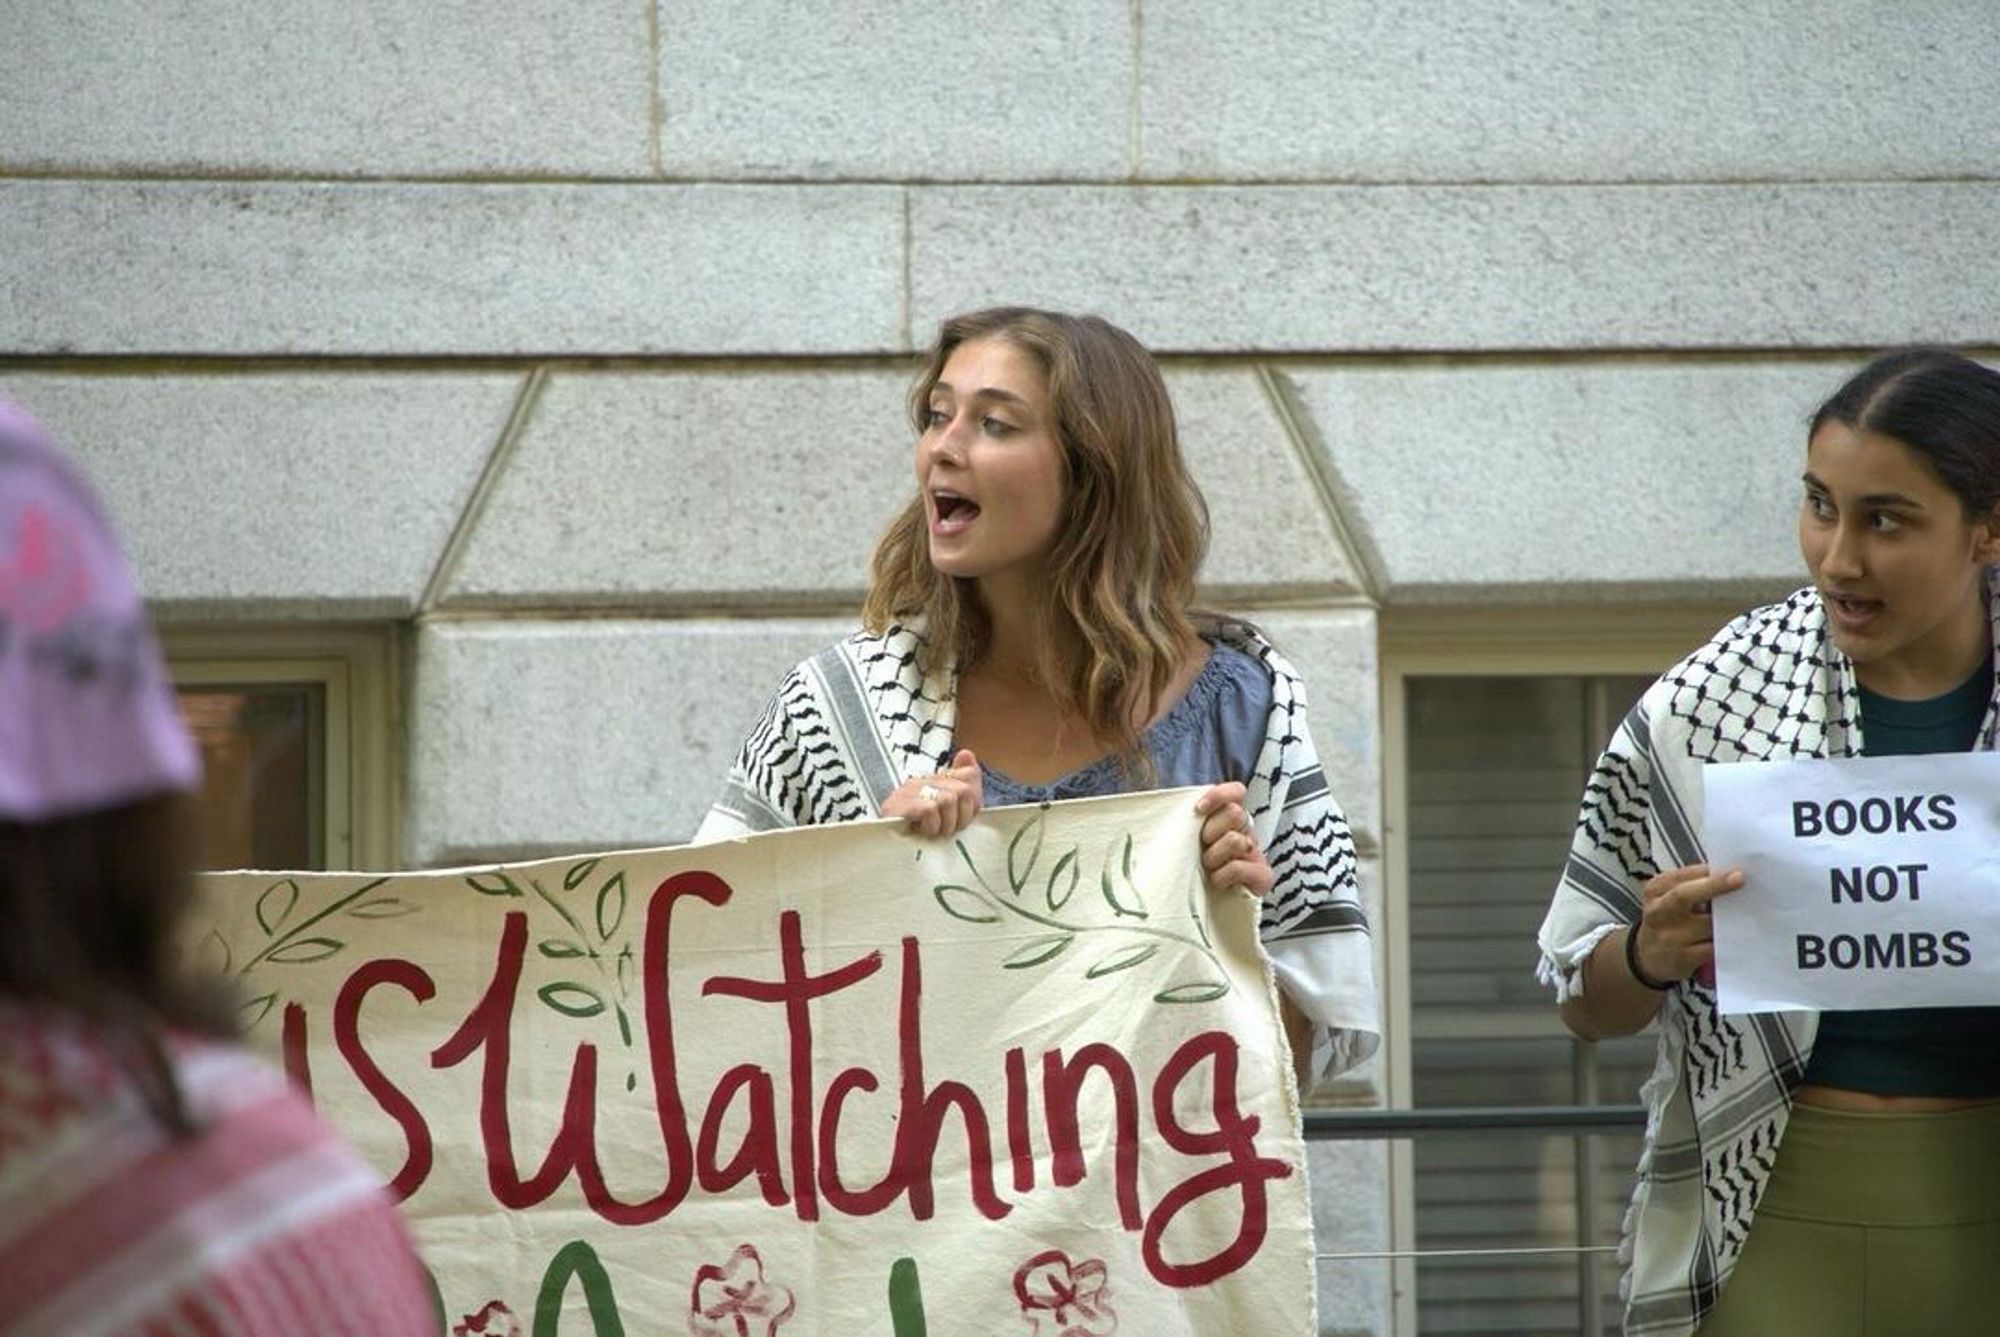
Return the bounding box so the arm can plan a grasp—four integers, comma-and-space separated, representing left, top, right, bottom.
0, 400, 200, 820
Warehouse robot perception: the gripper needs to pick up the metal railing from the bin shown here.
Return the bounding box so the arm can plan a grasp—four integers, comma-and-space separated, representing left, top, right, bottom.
1302, 1104, 1644, 1140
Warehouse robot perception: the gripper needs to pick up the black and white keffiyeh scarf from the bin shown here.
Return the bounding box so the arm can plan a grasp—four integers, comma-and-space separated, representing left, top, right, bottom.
697, 618, 1382, 1083
1538, 576, 2000, 1336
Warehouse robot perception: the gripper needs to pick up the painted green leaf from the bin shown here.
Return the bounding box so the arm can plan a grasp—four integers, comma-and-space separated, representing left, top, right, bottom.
615, 1005, 633, 1047
266, 936, 344, 965
1121, 831, 1135, 882
933, 883, 999, 924
1187, 879, 1214, 949
1100, 866, 1146, 920
538, 981, 607, 1019
1045, 847, 1080, 912
595, 872, 627, 941
1086, 942, 1160, 978
534, 879, 587, 941
239, 991, 278, 1030
466, 872, 524, 898
198, 928, 232, 976
1155, 979, 1231, 1005
538, 938, 588, 960
255, 878, 300, 937
615, 946, 634, 994
347, 898, 418, 920
1003, 934, 1073, 969
954, 839, 998, 896
1006, 814, 1045, 895
563, 857, 601, 891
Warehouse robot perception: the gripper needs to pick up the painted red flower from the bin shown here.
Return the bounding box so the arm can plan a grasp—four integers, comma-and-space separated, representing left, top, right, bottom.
688, 1242, 797, 1337
1013, 1249, 1117, 1336
453, 1300, 522, 1337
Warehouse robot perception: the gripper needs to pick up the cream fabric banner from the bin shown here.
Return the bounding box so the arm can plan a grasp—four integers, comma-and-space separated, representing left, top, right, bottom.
193, 788, 1315, 1337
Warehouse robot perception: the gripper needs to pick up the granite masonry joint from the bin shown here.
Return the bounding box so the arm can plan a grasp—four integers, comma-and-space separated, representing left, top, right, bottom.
419, 366, 550, 615
8, 168, 1989, 189
1255, 365, 1386, 605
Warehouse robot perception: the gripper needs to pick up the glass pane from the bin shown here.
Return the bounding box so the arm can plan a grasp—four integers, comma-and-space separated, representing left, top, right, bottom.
1411, 1122, 1640, 1336
177, 685, 321, 870
1415, 1224, 1601, 1337
1408, 677, 1591, 1025
1406, 674, 1658, 1337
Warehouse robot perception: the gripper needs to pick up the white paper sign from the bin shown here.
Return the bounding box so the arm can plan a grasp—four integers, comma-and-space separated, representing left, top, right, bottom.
1705, 751, 2000, 1014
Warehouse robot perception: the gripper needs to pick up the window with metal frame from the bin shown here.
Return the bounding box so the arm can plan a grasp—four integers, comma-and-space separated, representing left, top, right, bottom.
1380, 604, 1757, 1337
1403, 673, 1651, 1336
165, 626, 399, 872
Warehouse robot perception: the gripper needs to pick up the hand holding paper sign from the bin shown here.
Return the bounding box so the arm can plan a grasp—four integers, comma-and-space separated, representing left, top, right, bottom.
1631, 863, 1743, 988
1557, 864, 1741, 1041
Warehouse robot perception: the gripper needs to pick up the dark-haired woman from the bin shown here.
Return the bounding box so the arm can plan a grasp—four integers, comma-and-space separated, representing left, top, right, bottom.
0, 402, 435, 1334
1538, 348, 2000, 1335
699, 307, 1379, 1085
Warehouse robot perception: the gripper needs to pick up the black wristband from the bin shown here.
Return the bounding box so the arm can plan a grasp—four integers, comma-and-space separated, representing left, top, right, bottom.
1625, 922, 1676, 992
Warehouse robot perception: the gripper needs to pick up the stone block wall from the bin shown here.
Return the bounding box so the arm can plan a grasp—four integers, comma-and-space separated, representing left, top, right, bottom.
6, 5, 1996, 1330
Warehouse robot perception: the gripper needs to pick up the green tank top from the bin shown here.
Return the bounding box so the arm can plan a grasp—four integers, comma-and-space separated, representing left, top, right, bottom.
1801, 657, 2000, 1097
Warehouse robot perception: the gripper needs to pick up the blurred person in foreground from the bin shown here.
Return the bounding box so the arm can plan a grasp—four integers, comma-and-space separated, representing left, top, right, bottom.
0, 401, 435, 1335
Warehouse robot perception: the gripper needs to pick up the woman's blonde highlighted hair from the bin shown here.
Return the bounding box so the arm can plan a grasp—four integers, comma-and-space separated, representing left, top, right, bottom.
864, 307, 1210, 777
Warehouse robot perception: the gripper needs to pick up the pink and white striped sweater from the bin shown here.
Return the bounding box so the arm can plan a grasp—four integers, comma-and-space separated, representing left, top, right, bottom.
0, 1005, 435, 1337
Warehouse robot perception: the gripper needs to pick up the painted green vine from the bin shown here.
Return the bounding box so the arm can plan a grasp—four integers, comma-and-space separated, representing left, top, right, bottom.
209, 859, 639, 1083
468, 858, 642, 1090
932, 810, 1230, 1005
202, 873, 413, 1030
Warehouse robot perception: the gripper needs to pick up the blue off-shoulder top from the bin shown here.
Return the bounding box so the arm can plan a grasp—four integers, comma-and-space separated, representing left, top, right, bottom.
976, 643, 1273, 805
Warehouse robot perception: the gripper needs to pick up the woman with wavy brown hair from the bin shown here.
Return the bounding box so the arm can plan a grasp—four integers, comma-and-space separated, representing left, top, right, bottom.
699, 306, 1378, 1084
866, 305, 1210, 780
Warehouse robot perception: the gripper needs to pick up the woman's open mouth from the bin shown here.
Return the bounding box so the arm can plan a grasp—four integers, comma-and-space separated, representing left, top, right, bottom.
1822, 590, 1884, 630
930, 490, 980, 536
